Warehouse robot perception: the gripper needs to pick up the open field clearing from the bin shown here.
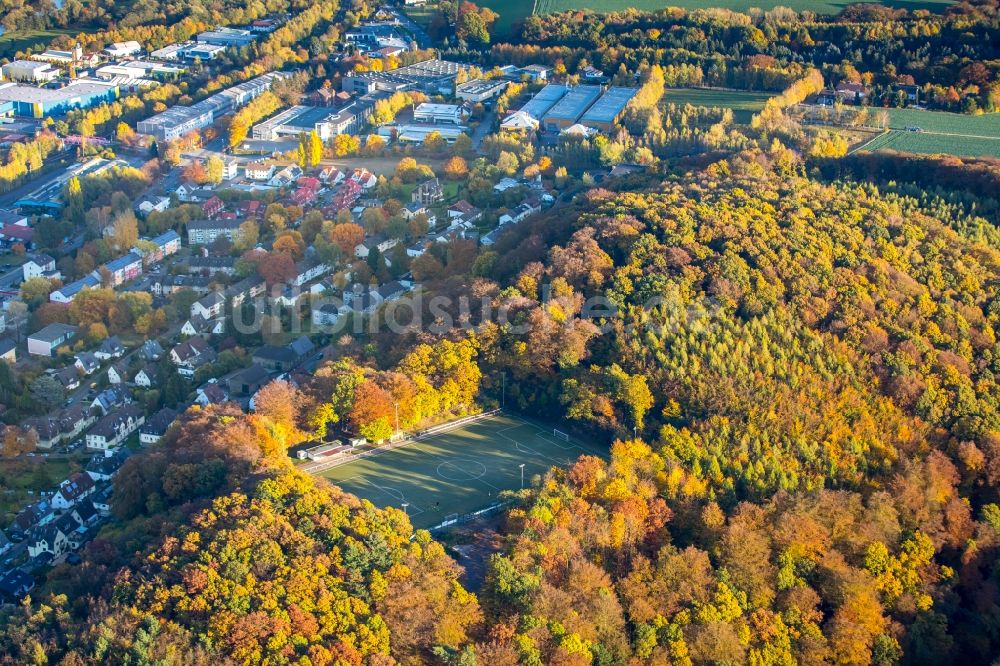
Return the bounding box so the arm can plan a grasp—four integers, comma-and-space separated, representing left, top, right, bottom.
860, 130, 1000, 159
312, 413, 605, 529
662, 87, 773, 123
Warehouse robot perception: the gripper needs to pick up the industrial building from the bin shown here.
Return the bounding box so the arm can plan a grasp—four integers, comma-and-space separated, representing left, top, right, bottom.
0, 80, 119, 118
341, 58, 469, 96
105, 41, 142, 58
197, 27, 257, 47
252, 95, 381, 142
413, 102, 466, 124
579, 86, 640, 132
377, 123, 468, 144
455, 78, 509, 103
137, 72, 284, 141
1, 60, 60, 83
514, 84, 568, 123
541, 85, 603, 131
93, 61, 185, 88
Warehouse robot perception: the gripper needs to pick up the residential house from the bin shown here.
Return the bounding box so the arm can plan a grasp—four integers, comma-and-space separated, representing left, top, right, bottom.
94, 336, 125, 360
195, 380, 229, 406
0, 570, 35, 601
74, 352, 100, 375
237, 199, 263, 219
171, 337, 213, 376
269, 165, 303, 188
318, 166, 345, 183
51, 472, 96, 510
139, 339, 164, 361
71, 500, 99, 527
133, 364, 159, 388
498, 200, 540, 226
187, 219, 242, 245
49, 275, 100, 304
27, 323, 78, 357
493, 177, 521, 193
351, 168, 377, 189
27, 402, 94, 450
102, 251, 143, 286
139, 407, 177, 445
137, 196, 170, 216
53, 366, 80, 391
402, 202, 437, 226
252, 335, 314, 373
10, 500, 54, 538
202, 196, 225, 218
91, 385, 131, 416
226, 364, 272, 397
312, 298, 346, 327
86, 448, 131, 482
834, 81, 870, 104
140, 229, 181, 265
152, 274, 213, 296
191, 291, 226, 319
91, 485, 113, 515
412, 178, 443, 205
354, 236, 399, 259
27, 521, 71, 558
22, 254, 57, 281
245, 161, 277, 180
180, 313, 224, 337
85, 404, 145, 451
291, 257, 331, 287
0, 223, 34, 249
448, 200, 482, 223
106, 360, 128, 384
0, 338, 16, 363
188, 255, 236, 276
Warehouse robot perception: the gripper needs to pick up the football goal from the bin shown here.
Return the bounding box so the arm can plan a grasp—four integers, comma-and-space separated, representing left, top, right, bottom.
553, 429, 570, 442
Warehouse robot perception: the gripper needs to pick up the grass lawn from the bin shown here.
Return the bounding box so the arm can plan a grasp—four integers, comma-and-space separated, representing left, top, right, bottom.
662, 88, 774, 123
860, 130, 1000, 159
481, 0, 953, 36
0, 456, 81, 526
855, 108, 1000, 159
402, 5, 438, 30
882, 108, 1000, 136
0, 28, 80, 59
312, 413, 605, 529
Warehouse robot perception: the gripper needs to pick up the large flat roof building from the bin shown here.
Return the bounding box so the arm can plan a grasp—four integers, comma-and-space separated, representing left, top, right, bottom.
341, 58, 469, 96
541, 85, 602, 131
0, 80, 119, 118
137, 72, 284, 141
252, 95, 382, 142
517, 84, 568, 122
455, 78, 509, 103
579, 86, 640, 132
2, 60, 60, 83
197, 27, 256, 47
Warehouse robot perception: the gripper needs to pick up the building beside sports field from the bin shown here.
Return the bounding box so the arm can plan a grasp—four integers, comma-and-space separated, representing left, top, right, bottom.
137, 72, 284, 141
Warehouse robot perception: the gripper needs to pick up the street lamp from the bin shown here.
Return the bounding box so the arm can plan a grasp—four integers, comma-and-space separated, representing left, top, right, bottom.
633, 425, 638, 439
393, 401, 400, 436
401, 502, 409, 517
519, 463, 525, 489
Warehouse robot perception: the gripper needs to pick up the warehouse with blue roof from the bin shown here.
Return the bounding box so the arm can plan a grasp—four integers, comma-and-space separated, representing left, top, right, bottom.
0, 81, 119, 118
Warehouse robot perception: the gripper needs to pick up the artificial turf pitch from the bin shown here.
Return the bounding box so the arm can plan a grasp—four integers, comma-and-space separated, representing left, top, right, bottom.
312, 413, 605, 529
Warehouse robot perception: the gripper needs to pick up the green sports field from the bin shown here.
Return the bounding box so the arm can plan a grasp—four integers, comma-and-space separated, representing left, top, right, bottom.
0, 28, 81, 59
479, 0, 954, 36
310, 413, 605, 529
662, 88, 773, 123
